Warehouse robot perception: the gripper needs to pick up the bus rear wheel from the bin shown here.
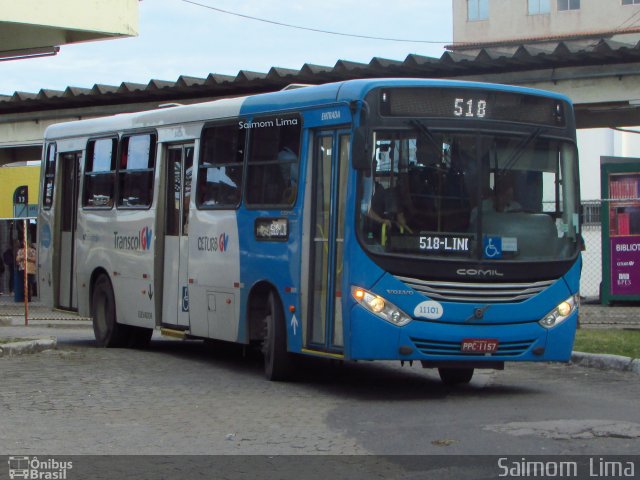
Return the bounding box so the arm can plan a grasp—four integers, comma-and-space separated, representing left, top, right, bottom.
438, 367, 474, 386
91, 274, 130, 348
262, 292, 292, 381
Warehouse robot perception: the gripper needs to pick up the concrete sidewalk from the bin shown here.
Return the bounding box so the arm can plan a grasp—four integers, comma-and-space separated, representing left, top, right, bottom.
0, 298, 93, 356
0, 296, 90, 321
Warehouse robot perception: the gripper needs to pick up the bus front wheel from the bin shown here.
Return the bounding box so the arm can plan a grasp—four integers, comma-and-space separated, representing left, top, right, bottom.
438, 367, 474, 386
91, 274, 130, 348
262, 292, 292, 381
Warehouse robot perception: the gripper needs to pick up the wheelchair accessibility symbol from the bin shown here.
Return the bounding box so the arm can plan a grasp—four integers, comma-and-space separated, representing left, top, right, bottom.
483, 236, 503, 259
182, 286, 189, 312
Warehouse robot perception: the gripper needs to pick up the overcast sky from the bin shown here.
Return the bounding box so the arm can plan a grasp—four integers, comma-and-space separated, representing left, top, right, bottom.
0, 0, 453, 95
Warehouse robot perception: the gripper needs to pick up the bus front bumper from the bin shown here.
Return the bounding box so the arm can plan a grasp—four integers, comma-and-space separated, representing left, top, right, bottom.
348, 307, 578, 365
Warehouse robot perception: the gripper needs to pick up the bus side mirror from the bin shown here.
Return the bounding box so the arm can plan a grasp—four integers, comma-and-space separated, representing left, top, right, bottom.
352, 129, 370, 170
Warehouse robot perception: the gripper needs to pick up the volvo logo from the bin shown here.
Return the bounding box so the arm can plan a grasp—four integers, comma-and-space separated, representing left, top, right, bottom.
386, 289, 414, 295
456, 268, 504, 277
466, 305, 491, 322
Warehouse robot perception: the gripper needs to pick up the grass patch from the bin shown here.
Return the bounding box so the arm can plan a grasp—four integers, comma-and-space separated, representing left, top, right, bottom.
574, 329, 640, 358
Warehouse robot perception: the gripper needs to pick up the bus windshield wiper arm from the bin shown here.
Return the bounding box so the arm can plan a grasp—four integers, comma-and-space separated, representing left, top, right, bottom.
408, 120, 443, 159
500, 127, 545, 174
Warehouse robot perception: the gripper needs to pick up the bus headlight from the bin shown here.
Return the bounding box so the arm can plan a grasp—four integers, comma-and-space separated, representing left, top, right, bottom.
351, 286, 412, 326
539, 294, 579, 329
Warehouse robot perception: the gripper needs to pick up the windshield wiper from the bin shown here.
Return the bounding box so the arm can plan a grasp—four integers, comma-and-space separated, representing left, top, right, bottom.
499, 127, 546, 174
408, 120, 444, 160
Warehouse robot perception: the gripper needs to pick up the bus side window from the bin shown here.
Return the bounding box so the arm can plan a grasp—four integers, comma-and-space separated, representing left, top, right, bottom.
197, 124, 245, 208
245, 115, 301, 207
83, 137, 117, 208
117, 133, 156, 208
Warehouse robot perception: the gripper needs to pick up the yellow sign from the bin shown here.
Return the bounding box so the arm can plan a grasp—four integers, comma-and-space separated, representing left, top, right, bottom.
0, 166, 40, 219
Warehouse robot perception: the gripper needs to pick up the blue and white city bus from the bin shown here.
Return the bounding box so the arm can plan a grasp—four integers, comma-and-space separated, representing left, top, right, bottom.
38, 79, 581, 384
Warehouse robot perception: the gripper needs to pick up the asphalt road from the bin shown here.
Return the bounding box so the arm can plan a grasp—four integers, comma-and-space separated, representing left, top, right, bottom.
1, 325, 639, 459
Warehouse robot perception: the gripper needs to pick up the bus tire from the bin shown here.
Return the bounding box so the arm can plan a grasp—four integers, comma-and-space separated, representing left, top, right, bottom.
91, 274, 130, 348
262, 292, 292, 381
438, 367, 474, 386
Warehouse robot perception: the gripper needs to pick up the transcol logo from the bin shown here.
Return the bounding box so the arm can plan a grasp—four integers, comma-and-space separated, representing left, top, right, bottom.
113, 226, 153, 251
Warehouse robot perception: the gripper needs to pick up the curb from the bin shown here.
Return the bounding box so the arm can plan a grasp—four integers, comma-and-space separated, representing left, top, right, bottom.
0, 317, 92, 328
571, 351, 639, 375
0, 337, 57, 357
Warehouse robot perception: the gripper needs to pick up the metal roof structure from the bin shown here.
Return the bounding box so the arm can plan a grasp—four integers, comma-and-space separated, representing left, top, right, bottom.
3, 35, 640, 131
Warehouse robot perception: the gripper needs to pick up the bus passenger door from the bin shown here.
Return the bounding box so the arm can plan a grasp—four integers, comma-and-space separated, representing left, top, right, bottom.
307, 131, 350, 354
57, 152, 81, 310
162, 144, 193, 328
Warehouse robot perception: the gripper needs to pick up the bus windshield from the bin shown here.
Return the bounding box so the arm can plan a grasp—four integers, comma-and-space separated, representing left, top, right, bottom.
358, 127, 580, 262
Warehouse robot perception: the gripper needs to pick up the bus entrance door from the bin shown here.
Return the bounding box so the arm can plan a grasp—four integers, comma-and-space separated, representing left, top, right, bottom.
162, 144, 194, 328
57, 151, 81, 310
306, 131, 350, 354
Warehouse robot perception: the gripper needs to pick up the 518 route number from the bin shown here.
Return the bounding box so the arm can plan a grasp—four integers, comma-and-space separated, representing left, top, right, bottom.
454, 98, 487, 118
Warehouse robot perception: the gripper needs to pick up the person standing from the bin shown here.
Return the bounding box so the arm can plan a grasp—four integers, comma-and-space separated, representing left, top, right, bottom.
16, 241, 36, 301
3, 246, 14, 294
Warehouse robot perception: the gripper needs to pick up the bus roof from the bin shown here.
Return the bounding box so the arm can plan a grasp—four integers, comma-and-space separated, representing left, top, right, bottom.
44, 78, 573, 140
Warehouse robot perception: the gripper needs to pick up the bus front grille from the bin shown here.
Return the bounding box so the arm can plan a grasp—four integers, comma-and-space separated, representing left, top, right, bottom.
410, 337, 535, 357
395, 275, 556, 303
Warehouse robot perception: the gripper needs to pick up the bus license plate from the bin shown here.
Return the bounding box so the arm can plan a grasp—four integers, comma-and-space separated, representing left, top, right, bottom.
461, 339, 499, 353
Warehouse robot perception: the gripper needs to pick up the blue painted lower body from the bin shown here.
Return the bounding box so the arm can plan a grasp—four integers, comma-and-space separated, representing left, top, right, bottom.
349, 305, 578, 364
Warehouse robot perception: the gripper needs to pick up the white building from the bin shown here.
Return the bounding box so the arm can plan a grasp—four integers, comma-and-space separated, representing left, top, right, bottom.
452, 0, 640, 200
453, 0, 640, 50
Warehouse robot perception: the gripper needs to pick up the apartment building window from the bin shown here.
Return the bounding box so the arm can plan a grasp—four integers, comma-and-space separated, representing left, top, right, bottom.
622, 0, 640, 5
558, 0, 580, 10
529, 0, 551, 14
468, 0, 489, 21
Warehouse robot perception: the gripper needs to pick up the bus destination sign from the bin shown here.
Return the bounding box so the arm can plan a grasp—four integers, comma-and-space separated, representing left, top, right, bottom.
379, 87, 566, 127
388, 233, 474, 255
